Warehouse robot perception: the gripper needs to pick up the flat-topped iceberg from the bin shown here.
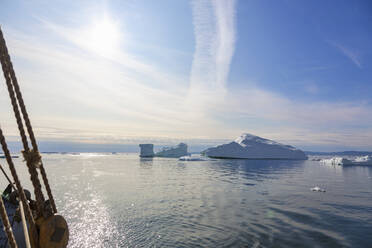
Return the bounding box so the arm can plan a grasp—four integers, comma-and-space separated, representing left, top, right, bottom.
321, 155, 372, 166
155, 143, 188, 158
139, 144, 155, 157
202, 133, 307, 160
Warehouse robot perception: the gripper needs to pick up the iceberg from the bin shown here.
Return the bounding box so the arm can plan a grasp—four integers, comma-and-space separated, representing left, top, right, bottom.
320, 157, 353, 166
139, 144, 155, 157
155, 143, 188, 158
321, 155, 372, 166
202, 133, 307, 160
353, 155, 372, 165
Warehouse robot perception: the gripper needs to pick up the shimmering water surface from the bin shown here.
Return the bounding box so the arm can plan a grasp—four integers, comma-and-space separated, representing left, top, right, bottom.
2, 154, 372, 247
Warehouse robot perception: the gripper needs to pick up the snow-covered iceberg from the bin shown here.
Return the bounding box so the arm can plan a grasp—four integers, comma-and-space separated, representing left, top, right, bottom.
155, 143, 188, 158
321, 156, 372, 166
202, 133, 307, 160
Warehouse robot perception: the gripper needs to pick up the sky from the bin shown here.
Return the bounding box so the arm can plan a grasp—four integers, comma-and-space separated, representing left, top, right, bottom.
0, 0, 372, 152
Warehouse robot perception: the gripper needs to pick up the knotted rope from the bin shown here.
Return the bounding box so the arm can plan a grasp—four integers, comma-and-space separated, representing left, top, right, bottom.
22, 150, 42, 169
0, 128, 39, 247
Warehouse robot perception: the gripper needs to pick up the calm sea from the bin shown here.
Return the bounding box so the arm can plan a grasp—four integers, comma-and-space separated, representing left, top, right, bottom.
1, 153, 371, 247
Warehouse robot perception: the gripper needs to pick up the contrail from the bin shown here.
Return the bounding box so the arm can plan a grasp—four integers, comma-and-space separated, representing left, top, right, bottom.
189, 0, 237, 97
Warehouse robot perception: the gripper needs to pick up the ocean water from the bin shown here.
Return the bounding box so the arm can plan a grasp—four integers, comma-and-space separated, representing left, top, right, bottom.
1, 153, 372, 247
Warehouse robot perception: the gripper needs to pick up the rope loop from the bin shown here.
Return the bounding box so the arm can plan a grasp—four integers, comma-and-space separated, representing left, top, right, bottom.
22, 149, 42, 169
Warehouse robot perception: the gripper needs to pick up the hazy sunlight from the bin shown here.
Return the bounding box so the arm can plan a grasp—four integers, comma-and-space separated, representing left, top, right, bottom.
84, 16, 120, 56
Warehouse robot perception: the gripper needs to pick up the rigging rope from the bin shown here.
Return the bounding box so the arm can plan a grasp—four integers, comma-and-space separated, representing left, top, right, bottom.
0, 26, 57, 217
0, 28, 57, 214
0, 128, 39, 247
0, 25, 68, 248
0, 162, 31, 248
0, 162, 14, 188
0, 196, 17, 248
0, 42, 45, 220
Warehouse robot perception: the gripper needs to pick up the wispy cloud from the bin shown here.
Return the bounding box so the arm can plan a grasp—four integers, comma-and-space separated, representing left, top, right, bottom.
2, 25, 371, 148
219, 86, 372, 147
225, 86, 372, 124
0, 25, 198, 139
188, 0, 237, 107
328, 40, 362, 68
2, 9, 372, 150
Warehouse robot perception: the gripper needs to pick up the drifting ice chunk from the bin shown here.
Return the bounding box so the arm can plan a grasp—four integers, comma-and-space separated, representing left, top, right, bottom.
156, 143, 188, 158
311, 186, 326, 192
320, 157, 353, 166
139, 144, 154, 157
202, 133, 307, 160
179, 155, 211, 161
321, 156, 372, 166
353, 155, 372, 165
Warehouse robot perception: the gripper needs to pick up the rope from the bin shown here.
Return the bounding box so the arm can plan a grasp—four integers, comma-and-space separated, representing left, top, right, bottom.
0, 128, 38, 247
0, 196, 17, 248
0, 25, 65, 247
22, 150, 41, 169
39, 163, 57, 213
0, 163, 31, 248
0, 163, 14, 188
0, 43, 45, 219
0, 26, 57, 215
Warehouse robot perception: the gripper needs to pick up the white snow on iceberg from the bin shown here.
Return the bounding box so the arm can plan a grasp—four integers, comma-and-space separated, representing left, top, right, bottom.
202, 133, 307, 160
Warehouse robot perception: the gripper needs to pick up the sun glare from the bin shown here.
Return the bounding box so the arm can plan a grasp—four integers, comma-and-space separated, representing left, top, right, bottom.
84, 17, 120, 56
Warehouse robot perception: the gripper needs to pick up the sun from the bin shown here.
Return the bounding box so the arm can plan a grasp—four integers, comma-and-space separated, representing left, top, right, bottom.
85, 17, 120, 56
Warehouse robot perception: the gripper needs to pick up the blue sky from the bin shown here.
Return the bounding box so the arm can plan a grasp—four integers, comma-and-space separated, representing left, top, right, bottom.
0, 0, 371, 151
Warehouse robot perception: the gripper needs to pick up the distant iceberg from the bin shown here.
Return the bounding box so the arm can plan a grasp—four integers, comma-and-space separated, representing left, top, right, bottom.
353, 155, 372, 165
202, 133, 307, 160
139, 144, 155, 157
321, 156, 372, 166
320, 157, 353, 166
155, 143, 188, 158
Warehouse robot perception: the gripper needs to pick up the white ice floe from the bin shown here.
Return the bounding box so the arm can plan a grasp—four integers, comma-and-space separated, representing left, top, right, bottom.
321, 156, 372, 166
156, 143, 188, 158
179, 155, 211, 161
311, 186, 326, 192
202, 133, 307, 160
